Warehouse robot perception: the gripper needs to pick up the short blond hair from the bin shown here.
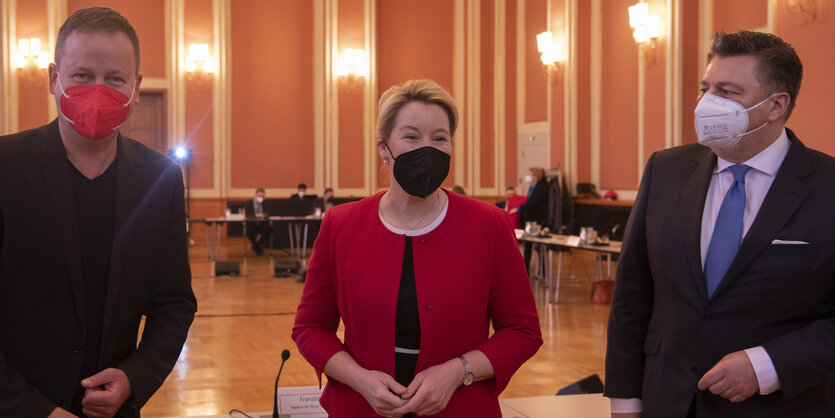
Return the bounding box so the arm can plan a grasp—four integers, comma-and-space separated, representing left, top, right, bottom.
376, 79, 458, 143
529, 167, 546, 182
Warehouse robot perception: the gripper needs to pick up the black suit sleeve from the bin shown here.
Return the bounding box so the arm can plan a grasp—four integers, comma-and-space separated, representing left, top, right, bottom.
117, 165, 197, 407
0, 355, 56, 416
604, 152, 657, 399
765, 313, 835, 398
0, 133, 59, 416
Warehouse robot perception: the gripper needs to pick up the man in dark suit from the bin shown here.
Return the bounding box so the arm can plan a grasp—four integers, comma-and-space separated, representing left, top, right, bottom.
244, 188, 272, 256
606, 31, 835, 417
0, 7, 196, 417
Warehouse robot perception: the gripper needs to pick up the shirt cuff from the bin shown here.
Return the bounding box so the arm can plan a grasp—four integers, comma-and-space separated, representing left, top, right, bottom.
744, 346, 781, 395
610, 398, 642, 413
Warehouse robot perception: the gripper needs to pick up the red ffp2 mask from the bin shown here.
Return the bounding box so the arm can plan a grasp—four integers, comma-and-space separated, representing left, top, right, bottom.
57, 78, 134, 140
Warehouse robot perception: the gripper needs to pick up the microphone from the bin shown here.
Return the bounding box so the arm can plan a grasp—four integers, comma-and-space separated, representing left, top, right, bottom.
273, 349, 291, 418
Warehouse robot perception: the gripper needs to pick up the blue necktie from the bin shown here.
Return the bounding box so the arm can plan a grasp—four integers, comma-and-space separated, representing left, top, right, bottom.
704, 164, 750, 297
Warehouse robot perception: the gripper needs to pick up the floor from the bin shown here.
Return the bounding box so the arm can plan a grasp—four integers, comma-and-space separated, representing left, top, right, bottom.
140, 240, 613, 417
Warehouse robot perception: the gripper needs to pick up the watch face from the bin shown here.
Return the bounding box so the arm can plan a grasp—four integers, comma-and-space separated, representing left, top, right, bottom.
463, 372, 474, 386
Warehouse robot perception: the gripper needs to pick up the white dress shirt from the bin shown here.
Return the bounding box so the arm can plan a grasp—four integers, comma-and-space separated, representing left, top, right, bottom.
611, 129, 790, 413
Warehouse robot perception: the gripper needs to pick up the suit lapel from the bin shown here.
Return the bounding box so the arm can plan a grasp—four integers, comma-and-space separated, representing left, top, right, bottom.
679, 146, 716, 301
711, 134, 811, 299
36, 120, 86, 331
102, 137, 143, 337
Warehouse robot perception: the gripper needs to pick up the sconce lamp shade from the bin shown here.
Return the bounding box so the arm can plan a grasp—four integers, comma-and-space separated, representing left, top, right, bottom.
646, 15, 661, 39
628, 2, 648, 28
338, 48, 369, 78
14, 38, 49, 69
628, 2, 661, 46
185, 44, 214, 73
536, 31, 552, 53
536, 32, 562, 65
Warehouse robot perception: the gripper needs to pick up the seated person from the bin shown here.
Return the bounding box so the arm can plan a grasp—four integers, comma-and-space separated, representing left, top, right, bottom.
244, 188, 272, 256
313, 187, 335, 214
291, 183, 317, 199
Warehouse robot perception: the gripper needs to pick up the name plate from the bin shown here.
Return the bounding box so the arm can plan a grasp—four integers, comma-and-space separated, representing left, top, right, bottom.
277, 386, 327, 417
565, 236, 582, 247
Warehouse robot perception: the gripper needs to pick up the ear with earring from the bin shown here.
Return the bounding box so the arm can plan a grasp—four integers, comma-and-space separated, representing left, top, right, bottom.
383, 156, 389, 164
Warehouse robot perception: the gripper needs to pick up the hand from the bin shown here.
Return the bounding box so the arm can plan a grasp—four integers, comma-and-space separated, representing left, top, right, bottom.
48, 407, 78, 418
698, 351, 759, 403
80, 368, 132, 418
612, 413, 641, 418
352, 369, 408, 417
393, 359, 462, 416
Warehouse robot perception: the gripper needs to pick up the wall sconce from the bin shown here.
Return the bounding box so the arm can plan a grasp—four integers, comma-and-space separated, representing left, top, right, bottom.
536, 31, 563, 82
14, 38, 49, 88
628, 2, 661, 63
14, 38, 49, 70
337, 48, 368, 93
185, 43, 214, 89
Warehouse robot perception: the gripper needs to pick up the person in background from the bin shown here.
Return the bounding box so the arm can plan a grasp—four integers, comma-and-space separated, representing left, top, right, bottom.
606, 31, 835, 417
502, 187, 527, 229
291, 183, 316, 199
313, 187, 335, 214
244, 187, 272, 256
0, 7, 196, 417
451, 185, 466, 195
293, 79, 541, 417
517, 167, 549, 274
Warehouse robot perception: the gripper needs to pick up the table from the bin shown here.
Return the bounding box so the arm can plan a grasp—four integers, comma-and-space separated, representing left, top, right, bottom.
499, 394, 610, 417
177, 394, 610, 418
516, 231, 621, 303
188, 216, 322, 276
268, 216, 322, 260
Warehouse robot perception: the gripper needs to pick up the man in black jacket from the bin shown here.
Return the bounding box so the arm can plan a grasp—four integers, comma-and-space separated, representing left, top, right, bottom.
0, 7, 196, 417
606, 31, 835, 418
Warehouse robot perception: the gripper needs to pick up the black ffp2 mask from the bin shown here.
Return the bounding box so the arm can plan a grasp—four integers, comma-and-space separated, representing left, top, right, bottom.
387, 145, 450, 198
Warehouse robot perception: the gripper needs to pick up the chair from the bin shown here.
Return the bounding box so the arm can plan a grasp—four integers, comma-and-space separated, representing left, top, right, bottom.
556, 374, 604, 396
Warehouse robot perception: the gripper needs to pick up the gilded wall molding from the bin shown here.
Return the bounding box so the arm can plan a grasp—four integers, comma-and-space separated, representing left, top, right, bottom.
1, 0, 17, 134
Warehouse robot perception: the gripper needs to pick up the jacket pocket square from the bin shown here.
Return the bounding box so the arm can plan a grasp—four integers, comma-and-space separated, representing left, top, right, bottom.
771, 239, 810, 245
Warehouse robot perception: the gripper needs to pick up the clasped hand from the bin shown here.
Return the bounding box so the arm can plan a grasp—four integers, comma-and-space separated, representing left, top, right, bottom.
391, 359, 462, 417
356, 359, 462, 417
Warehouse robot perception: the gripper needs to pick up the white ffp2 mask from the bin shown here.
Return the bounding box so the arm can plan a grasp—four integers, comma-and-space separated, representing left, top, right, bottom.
694, 92, 775, 149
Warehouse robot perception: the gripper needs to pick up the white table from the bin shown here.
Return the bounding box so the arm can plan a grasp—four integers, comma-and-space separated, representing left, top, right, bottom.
175, 394, 610, 418
499, 394, 610, 417
516, 231, 622, 303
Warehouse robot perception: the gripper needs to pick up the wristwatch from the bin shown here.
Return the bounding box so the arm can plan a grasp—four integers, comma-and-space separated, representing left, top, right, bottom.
458, 356, 474, 386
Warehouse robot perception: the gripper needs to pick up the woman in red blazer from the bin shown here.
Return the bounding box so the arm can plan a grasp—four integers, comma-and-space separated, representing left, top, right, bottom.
293, 79, 542, 418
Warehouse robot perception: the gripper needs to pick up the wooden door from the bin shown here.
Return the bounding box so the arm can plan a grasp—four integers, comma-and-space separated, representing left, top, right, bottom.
121, 91, 167, 154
